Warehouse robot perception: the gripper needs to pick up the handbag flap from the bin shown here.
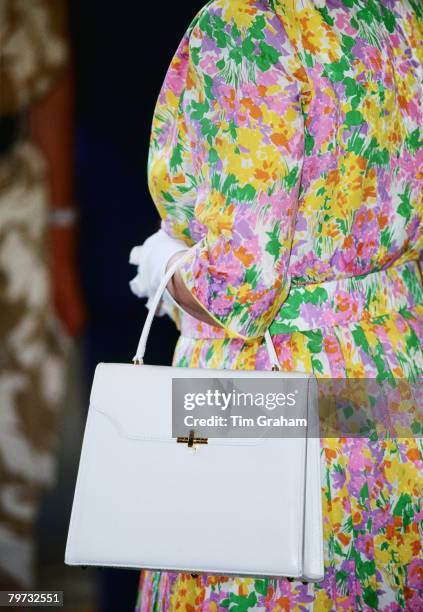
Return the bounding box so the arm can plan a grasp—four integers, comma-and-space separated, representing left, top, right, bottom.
90, 363, 313, 444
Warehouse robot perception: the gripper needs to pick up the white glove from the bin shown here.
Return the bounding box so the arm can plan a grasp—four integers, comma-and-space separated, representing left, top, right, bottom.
129, 228, 188, 316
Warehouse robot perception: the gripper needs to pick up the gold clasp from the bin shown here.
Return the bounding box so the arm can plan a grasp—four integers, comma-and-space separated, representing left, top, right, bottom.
177, 429, 208, 448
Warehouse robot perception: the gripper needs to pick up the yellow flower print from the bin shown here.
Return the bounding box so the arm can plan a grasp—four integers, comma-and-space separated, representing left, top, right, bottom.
314, 590, 334, 612
238, 578, 254, 597
220, 0, 258, 29
196, 190, 232, 233
297, 8, 342, 63
148, 156, 172, 218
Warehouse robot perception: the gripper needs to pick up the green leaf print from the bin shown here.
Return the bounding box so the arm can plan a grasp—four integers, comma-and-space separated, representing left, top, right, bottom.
336, 570, 349, 595
362, 560, 376, 577
221, 591, 258, 611
393, 493, 414, 527
190, 100, 209, 121
303, 330, 324, 354
281, 290, 303, 313
341, 34, 356, 56
282, 165, 299, 191
381, 227, 394, 248
311, 357, 325, 374
323, 56, 350, 82
221, 173, 238, 195
205, 345, 214, 362
397, 184, 412, 223
319, 6, 335, 26
203, 74, 214, 100
306, 286, 328, 305
254, 579, 269, 596
191, 45, 200, 67
402, 264, 423, 303
343, 76, 360, 96
176, 355, 189, 368
345, 110, 364, 126
198, 10, 212, 38
235, 184, 256, 201
242, 36, 255, 59
229, 47, 243, 65
231, 24, 241, 40
356, 5, 375, 26
334, 539, 346, 557
232, 302, 244, 318
305, 130, 315, 155
239, 310, 249, 325
303, 49, 314, 68
275, 306, 299, 320
350, 15, 359, 29
169, 143, 183, 172
363, 586, 379, 609
250, 15, 266, 40
245, 265, 259, 289
208, 147, 219, 164
352, 326, 371, 355
405, 322, 419, 355
341, 0, 355, 8
351, 135, 366, 155
351, 91, 365, 110
227, 119, 237, 140
255, 41, 281, 71
380, 4, 396, 32
411, 421, 423, 435
359, 482, 369, 503
362, 137, 389, 168
265, 224, 282, 262
161, 190, 175, 203
215, 28, 231, 49
408, 0, 422, 19
344, 515, 354, 533
405, 128, 422, 153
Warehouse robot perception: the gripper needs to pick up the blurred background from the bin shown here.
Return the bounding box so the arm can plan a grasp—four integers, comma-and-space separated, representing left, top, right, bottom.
0, 1, 204, 610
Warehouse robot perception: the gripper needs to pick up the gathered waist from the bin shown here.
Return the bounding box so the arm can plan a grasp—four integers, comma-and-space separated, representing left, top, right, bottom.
178, 260, 423, 339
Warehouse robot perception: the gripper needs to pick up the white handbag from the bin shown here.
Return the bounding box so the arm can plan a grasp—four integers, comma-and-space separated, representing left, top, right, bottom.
65, 255, 324, 581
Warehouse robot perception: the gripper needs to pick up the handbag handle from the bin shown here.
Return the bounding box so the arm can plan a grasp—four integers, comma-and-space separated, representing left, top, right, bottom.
133, 250, 281, 370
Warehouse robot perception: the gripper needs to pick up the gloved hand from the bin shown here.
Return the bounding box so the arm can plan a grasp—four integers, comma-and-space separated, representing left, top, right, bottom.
129, 228, 188, 316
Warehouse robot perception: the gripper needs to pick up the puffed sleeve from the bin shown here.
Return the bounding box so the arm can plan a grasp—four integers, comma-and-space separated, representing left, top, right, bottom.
147, 0, 305, 340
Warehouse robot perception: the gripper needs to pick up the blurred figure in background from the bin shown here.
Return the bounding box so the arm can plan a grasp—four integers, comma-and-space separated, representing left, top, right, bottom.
0, 0, 85, 589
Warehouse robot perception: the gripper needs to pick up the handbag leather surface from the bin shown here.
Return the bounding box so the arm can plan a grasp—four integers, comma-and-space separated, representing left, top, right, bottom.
65, 254, 324, 581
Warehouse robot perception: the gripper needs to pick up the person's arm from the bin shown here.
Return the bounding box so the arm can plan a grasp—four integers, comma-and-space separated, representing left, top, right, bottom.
29, 67, 86, 336
166, 250, 220, 327
147, 0, 305, 339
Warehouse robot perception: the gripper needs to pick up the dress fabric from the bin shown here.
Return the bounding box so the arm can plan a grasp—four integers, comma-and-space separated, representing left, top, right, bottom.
136, 0, 422, 609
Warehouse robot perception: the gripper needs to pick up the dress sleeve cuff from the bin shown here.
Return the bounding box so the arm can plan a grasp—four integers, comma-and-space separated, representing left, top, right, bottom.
177, 239, 291, 340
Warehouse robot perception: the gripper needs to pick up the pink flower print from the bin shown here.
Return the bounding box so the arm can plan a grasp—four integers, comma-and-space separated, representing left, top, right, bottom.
334, 291, 363, 325
211, 294, 234, 316
335, 12, 356, 36
250, 289, 278, 317
199, 53, 219, 77
349, 440, 369, 472
323, 334, 345, 377
274, 335, 295, 370
407, 559, 423, 590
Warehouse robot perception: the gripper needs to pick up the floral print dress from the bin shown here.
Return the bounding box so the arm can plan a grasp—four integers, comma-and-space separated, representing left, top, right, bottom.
135, 0, 423, 610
